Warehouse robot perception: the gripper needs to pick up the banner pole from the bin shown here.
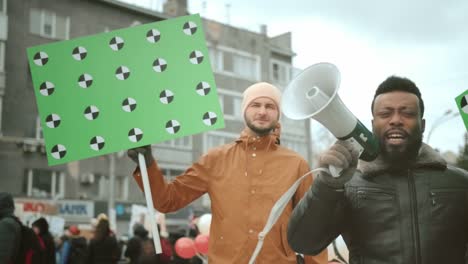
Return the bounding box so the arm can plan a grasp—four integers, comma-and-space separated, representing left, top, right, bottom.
138, 153, 162, 254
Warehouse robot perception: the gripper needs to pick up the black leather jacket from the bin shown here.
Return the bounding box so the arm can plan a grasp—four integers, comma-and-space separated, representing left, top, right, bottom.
288, 144, 468, 264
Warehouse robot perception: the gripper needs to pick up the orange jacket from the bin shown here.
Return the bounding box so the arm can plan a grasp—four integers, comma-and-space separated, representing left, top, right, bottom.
133, 128, 327, 264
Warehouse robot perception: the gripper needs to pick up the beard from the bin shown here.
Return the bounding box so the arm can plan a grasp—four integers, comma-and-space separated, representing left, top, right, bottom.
245, 119, 277, 136
378, 128, 423, 169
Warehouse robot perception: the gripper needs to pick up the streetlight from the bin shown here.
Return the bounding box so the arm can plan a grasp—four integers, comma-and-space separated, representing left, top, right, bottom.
426, 109, 460, 144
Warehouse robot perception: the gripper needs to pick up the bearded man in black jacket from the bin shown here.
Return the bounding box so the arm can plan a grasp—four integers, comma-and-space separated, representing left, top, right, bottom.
288, 76, 468, 264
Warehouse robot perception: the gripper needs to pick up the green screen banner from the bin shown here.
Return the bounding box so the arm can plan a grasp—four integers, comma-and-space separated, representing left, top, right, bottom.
27, 14, 224, 166
456, 89, 468, 131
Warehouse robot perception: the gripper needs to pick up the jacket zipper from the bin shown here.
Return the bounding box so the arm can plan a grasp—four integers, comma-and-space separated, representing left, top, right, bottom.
408, 169, 421, 264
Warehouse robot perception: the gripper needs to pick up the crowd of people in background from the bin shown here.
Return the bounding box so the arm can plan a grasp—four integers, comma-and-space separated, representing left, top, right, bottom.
0, 191, 211, 264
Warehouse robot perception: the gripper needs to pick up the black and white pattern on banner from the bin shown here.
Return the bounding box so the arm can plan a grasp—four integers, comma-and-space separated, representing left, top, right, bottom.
33, 51, 49, 66
122, 97, 137, 112
196, 81, 211, 96
46, 114, 61, 128
146, 29, 161, 43
90, 136, 105, 151
202, 112, 217, 126
72, 46, 88, 61
40, 81, 55, 96
128, 128, 143, 142
51, 144, 67, 159
153, 58, 167, 72
115, 66, 130, 80
159, 90, 174, 104
165, 120, 180, 134
183, 21, 197, 35
78, 73, 93, 88
461, 95, 468, 114
109, 36, 124, 51
189, 50, 204, 64
84, 105, 100, 120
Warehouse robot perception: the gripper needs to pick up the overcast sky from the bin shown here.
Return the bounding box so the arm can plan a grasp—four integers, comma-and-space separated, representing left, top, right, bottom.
186, 0, 468, 154
125, 0, 468, 154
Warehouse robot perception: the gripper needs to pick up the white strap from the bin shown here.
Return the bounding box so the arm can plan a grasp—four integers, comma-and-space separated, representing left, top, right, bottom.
248, 168, 329, 264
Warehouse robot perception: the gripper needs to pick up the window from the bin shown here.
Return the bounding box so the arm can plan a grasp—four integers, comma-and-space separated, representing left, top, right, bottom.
0, 41, 4, 72
270, 59, 292, 85
208, 47, 219, 70
114, 176, 129, 200
281, 116, 305, 134
0, 0, 6, 14
23, 169, 65, 198
208, 45, 260, 81
234, 55, 258, 80
218, 89, 242, 120
81, 174, 128, 200
30, 8, 70, 40
0, 42, 4, 135
204, 131, 237, 151
0, 96, 3, 135
223, 52, 234, 72
282, 137, 308, 159
35, 116, 43, 140
158, 136, 192, 149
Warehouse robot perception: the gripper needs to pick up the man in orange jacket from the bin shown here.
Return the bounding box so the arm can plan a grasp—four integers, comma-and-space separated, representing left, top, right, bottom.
128, 82, 327, 263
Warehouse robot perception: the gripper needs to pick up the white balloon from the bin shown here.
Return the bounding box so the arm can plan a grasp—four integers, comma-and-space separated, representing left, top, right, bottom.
197, 214, 212, 235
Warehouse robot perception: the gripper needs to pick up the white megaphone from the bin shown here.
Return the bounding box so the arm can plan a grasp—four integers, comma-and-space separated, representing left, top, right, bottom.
282, 62, 378, 175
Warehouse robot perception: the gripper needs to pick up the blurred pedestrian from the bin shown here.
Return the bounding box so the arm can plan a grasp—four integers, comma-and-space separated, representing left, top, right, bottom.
32, 217, 56, 263
59, 225, 87, 264
0, 192, 21, 263
87, 218, 120, 263
0, 192, 45, 264
125, 223, 172, 264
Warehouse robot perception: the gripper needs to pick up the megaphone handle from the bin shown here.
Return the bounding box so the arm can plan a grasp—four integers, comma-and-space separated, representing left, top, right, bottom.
329, 165, 343, 178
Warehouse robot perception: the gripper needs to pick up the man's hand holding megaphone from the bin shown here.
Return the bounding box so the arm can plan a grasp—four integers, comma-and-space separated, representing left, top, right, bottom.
317, 140, 360, 188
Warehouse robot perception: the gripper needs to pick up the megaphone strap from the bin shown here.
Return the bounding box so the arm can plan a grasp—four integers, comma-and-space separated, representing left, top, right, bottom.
248, 167, 329, 264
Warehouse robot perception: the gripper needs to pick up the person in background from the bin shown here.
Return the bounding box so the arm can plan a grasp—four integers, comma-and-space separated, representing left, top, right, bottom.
87, 218, 120, 264
128, 82, 327, 263
125, 224, 150, 264
287, 76, 468, 263
125, 223, 173, 264
59, 225, 87, 264
0, 192, 21, 263
32, 217, 56, 264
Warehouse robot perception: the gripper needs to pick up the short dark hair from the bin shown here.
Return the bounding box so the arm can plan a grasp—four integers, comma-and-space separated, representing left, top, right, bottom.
371, 76, 424, 118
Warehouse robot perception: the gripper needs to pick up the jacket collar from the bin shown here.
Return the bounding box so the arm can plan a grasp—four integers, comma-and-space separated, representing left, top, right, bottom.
358, 143, 447, 176
235, 125, 280, 151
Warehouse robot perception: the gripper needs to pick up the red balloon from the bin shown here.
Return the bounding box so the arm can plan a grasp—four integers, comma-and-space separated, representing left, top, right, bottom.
195, 234, 209, 254
175, 237, 197, 259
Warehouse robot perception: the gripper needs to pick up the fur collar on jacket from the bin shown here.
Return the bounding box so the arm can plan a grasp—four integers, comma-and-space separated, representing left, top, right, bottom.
358, 143, 447, 176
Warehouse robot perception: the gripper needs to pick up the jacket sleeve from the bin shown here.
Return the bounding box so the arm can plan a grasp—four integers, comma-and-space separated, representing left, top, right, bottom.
292, 159, 313, 206
132, 152, 212, 213
293, 160, 328, 264
288, 174, 346, 256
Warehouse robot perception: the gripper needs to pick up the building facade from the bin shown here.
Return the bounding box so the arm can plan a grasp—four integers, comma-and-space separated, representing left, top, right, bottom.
0, 0, 311, 236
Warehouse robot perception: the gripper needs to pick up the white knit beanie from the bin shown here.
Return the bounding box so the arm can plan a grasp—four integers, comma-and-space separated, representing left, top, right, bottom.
241, 82, 282, 119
